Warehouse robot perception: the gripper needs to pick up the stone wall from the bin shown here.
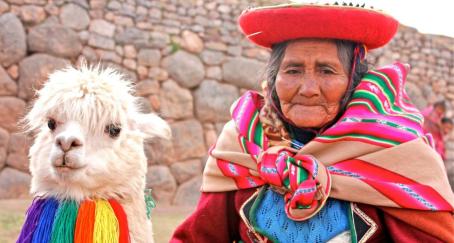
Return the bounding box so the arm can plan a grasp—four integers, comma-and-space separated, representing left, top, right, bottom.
0, 0, 453, 205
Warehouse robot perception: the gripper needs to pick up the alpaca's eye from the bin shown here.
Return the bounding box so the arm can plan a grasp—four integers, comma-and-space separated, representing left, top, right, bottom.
105, 124, 121, 138
48, 119, 57, 131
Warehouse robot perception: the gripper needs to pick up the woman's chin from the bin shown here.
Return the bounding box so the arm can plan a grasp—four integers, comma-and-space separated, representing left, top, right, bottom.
286, 113, 332, 129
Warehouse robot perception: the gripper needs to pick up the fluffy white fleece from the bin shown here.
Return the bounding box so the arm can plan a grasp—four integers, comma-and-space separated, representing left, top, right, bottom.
23, 64, 170, 243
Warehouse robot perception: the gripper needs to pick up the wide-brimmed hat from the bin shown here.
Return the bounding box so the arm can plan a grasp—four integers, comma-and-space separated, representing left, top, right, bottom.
238, 2, 398, 50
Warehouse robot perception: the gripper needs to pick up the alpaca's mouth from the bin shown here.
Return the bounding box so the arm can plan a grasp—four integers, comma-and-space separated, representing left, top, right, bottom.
52, 155, 85, 173
54, 165, 84, 173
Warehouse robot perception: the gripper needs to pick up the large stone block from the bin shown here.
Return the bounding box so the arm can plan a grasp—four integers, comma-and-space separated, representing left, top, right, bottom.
172, 176, 202, 206
0, 13, 26, 67
171, 120, 206, 161
28, 23, 82, 58
135, 79, 160, 97
6, 133, 31, 173
160, 80, 193, 119
144, 138, 175, 165
88, 33, 115, 50
0, 128, 8, 170
89, 19, 115, 37
18, 54, 70, 100
170, 159, 202, 184
194, 80, 239, 122
0, 168, 31, 199
201, 50, 225, 65
146, 165, 177, 203
60, 3, 89, 30
0, 66, 17, 96
162, 51, 205, 88
181, 30, 203, 54
115, 27, 149, 47
137, 49, 161, 67
19, 5, 46, 25
222, 57, 265, 90
0, 97, 26, 132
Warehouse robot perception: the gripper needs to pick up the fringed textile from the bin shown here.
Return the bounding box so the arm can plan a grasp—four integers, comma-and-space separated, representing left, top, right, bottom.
17, 197, 129, 243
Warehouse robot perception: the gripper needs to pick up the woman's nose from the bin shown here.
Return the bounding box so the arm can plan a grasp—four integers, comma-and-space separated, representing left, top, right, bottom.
297, 77, 320, 97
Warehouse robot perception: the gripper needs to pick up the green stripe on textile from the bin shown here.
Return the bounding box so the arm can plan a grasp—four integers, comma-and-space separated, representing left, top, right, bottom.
347, 100, 376, 112
353, 91, 386, 114
357, 119, 419, 136
283, 160, 290, 188
349, 99, 422, 124
367, 70, 398, 96
348, 204, 358, 243
254, 121, 264, 148
318, 134, 400, 146
362, 76, 396, 107
51, 200, 78, 243
362, 76, 422, 122
297, 166, 308, 184
354, 76, 422, 123
240, 137, 248, 154
247, 111, 259, 141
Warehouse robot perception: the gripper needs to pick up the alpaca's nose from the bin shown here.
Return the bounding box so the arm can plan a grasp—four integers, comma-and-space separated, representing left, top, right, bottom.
55, 135, 83, 152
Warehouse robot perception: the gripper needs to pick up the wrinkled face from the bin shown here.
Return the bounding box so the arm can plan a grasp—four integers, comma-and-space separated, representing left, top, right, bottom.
275, 39, 349, 128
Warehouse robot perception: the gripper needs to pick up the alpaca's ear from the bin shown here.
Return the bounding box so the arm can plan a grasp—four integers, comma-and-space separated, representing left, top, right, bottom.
131, 113, 171, 140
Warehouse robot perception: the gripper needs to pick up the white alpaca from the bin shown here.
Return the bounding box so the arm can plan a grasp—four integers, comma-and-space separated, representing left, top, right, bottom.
22, 65, 170, 243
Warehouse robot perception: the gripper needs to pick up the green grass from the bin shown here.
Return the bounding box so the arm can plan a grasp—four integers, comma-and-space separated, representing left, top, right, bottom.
0, 199, 193, 243
0, 212, 24, 242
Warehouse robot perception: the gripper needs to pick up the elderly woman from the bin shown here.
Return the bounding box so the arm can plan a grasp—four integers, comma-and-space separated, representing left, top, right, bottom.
171, 3, 454, 243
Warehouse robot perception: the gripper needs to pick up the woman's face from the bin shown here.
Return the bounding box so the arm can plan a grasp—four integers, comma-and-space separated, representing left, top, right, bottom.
275, 39, 349, 128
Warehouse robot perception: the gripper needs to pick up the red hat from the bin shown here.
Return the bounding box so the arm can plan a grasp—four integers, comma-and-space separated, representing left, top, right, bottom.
238, 3, 399, 50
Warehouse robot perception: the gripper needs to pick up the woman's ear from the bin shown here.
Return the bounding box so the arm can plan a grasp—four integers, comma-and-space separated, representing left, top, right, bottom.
130, 112, 171, 140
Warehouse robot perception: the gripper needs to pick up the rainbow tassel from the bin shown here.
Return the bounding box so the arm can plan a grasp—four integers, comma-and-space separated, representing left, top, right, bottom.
74, 200, 96, 243
17, 197, 130, 243
109, 199, 130, 243
93, 200, 119, 243
17, 198, 46, 243
31, 198, 59, 243
50, 200, 78, 243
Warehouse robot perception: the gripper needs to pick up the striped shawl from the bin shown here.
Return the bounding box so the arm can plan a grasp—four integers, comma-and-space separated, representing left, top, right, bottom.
202, 63, 454, 221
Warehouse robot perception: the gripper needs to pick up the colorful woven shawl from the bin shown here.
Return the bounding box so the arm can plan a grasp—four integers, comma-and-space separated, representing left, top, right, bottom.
16, 197, 130, 243
202, 62, 454, 220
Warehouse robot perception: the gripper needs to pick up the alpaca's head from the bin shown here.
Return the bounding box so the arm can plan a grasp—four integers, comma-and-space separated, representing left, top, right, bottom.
23, 65, 170, 201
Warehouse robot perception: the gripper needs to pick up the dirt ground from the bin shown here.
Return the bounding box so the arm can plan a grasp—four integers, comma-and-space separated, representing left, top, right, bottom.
0, 199, 194, 243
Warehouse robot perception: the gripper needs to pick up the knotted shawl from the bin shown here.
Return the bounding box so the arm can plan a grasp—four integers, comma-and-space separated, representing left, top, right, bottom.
202, 62, 454, 221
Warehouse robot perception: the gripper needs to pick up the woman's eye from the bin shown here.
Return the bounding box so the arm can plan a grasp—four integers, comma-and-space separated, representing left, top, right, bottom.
285, 69, 300, 75
105, 124, 121, 138
48, 119, 57, 131
320, 68, 335, 74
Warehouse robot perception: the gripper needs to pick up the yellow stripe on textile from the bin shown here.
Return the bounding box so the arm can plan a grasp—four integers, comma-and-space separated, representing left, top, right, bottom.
93, 199, 119, 243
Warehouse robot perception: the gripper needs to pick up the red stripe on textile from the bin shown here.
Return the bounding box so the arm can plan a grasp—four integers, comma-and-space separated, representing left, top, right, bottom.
334, 159, 453, 210
346, 105, 422, 131
237, 135, 260, 163
108, 199, 130, 243
232, 92, 257, 136
216, 158, 264, 189
321, 122, 416, 143
314, 136, 392, 148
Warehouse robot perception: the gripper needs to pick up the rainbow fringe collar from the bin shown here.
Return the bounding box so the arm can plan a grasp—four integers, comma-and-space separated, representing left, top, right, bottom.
17, 197, 130, 243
